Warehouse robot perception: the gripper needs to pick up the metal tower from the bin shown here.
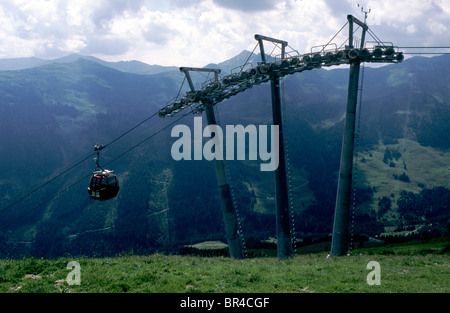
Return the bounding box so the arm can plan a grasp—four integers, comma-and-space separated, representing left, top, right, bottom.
330, 15, 366, 256
179, 67, 244, 259
255, 34, 293, 259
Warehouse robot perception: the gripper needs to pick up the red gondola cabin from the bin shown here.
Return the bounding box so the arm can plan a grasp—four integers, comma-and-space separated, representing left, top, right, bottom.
88, 169, 119, 201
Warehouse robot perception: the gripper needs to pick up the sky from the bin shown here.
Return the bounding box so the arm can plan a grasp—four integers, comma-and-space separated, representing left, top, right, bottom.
0, 0, 449, 67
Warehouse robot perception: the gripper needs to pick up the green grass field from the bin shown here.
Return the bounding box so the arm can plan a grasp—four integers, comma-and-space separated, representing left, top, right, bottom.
358, 139, 450, 210
0, 237, 448, 293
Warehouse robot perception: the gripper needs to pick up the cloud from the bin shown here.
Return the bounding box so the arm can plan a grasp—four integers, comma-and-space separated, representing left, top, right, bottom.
426, 19, 447, 34
81, 37, 130, 56
322, 0, 354, 16
90, 0, 146, 28
0, 0, 449, 66
168, 0, 203, 9
136, 10, 181, 46
212, 0, 277, 12
406, 24, 418, 34
0, 0, 147, 59
143, 22, 179, 46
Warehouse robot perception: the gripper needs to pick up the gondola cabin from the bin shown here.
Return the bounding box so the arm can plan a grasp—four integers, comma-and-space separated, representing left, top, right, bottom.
88, 169, 119, 201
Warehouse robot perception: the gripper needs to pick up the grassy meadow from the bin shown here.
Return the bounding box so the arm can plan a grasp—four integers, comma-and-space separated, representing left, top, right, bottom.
0, 237, 448, 293
357, 139, 450, 210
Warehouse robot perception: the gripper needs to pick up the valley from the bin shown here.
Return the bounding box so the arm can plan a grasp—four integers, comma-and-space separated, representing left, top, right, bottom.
0, 53, 449, 258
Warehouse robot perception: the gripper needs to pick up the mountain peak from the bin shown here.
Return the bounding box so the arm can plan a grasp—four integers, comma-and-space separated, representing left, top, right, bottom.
203, 50, 259, 74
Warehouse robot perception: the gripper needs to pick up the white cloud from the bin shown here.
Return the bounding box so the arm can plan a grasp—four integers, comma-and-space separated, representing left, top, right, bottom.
427, 19, 447, 34
212, 0, 277, 12
406, 24, 418, 34
0, 0, 448, 65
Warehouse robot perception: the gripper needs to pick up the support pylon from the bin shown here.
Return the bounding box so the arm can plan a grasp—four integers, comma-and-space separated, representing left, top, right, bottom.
204, 105, 243, 259
330, 15, 367, 256
180, 67, 244, 259
271, 74, 293, 259
255, 34, 293, 259
330, 59, 361, 256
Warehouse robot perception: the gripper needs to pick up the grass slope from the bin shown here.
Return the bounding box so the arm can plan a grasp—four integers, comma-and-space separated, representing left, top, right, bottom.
0, 237, 448, 293
357, 139, 450, 211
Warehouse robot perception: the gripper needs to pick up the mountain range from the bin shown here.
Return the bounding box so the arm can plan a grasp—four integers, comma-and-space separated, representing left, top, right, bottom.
0, 53, 178, 75
0, 51, 449, 258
